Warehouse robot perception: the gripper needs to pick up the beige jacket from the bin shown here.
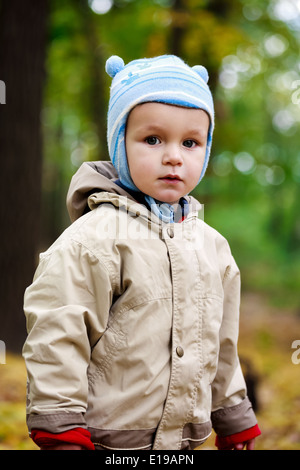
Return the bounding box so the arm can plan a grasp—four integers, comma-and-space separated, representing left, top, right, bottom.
23, 161, 257, 450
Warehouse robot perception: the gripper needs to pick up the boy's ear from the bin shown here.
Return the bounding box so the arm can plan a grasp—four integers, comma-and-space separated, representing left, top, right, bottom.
106, 55, 125, 78
192, 65, 209, 83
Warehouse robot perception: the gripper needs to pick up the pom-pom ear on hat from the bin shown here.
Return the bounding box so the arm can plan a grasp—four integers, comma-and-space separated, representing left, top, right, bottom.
105, 55, 125, 78
192, 65, 209, 83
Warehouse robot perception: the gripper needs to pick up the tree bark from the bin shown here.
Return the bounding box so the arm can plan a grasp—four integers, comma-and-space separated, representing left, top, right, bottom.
168, 0, 187, 58
0, 0, 48, 352
77, 0, 108, 159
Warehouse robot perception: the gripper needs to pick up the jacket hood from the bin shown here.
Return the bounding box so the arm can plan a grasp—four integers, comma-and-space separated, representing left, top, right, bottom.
66, 160, 202, 223
66, 161, 138, 222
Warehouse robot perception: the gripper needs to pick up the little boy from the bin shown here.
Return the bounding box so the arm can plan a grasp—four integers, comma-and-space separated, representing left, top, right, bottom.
23, 55, 261, 450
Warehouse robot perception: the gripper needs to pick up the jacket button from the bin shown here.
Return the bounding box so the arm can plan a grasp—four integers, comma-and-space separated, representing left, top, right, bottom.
176, 346, 184, 357
167, 227, 174, 238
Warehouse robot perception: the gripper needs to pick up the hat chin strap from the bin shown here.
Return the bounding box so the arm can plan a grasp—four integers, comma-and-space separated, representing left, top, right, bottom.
144, 195, 188, 224
144, 195, 175, 223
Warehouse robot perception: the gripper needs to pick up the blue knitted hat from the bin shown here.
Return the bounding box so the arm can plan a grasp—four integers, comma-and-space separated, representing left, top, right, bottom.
105, 54, 214, 191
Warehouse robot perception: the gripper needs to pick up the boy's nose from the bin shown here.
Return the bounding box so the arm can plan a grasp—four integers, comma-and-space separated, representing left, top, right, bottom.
162, 144, 183, 166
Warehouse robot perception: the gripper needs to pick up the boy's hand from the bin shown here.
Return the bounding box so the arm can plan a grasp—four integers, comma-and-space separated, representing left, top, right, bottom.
233, 438, 255, 450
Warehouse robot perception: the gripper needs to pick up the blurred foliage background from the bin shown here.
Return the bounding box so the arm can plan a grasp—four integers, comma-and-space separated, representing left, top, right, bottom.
41, 0, 300, 307
1, 0, 300, 450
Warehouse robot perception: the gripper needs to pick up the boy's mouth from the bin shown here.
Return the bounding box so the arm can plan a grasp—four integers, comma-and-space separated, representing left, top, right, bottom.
160, 174, 182, 183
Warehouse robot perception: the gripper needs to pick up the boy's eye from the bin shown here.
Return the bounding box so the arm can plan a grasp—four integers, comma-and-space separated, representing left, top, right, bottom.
145, 136, 160, 145
183, 139, 197, 148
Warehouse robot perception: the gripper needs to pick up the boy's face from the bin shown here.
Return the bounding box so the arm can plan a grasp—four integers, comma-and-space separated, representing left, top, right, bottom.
125, 102, 209, 204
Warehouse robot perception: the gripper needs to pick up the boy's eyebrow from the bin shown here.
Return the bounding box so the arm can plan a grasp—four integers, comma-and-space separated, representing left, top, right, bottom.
135, 124, 207, 136
185, 127, 208, 137
134, 123, 162, 133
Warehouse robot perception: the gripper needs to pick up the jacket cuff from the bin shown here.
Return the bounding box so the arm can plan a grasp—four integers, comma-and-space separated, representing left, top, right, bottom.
27, 412, 87, 433
215, 424, 261, 450
211, 397, 257, 436
31, 427, 95, 450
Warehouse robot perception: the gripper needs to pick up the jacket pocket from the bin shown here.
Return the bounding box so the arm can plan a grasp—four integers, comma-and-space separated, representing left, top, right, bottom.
87, 326, 126, 385
201, 295, 223, 381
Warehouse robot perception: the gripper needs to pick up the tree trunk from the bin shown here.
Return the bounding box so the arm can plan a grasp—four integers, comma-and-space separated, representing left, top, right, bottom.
0, 0, 48, 353
77, 0, 108, 159
168, 0, 187, 58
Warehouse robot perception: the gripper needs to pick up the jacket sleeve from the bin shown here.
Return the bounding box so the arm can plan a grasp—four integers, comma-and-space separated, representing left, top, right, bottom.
23, 238, 113, 434
210, 253, 258, 438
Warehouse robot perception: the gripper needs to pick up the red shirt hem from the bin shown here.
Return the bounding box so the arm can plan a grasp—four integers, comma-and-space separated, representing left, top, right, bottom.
31, 427, 95, 450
